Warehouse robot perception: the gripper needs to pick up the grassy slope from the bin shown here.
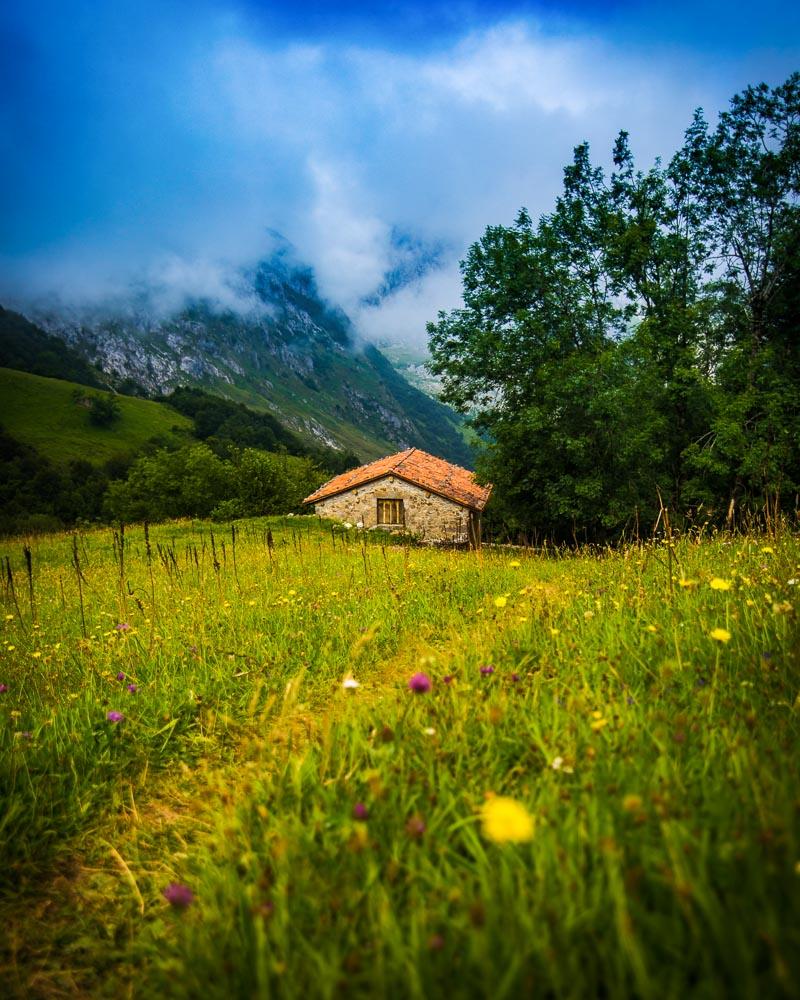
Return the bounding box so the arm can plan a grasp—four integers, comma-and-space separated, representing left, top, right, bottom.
0, 367, 192, 466
0, 522, 798, 996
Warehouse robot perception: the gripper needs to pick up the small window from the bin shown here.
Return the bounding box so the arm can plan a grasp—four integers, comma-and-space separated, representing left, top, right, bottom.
377, 498, 405, 525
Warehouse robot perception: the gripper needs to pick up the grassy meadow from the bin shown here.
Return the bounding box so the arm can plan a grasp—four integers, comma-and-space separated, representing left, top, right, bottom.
0, 367, 192, 466
0, 517, 798, 998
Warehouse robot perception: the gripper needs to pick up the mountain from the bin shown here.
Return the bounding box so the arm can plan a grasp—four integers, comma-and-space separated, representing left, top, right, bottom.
23, 239, 472, 466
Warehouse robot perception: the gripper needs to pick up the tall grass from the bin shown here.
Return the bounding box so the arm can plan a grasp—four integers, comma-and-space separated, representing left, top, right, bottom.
0, 518, 798, 997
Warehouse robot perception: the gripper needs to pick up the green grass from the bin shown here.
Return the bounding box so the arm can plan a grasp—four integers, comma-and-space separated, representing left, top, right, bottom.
0, 519, 798, 998
0, 367, 192, 466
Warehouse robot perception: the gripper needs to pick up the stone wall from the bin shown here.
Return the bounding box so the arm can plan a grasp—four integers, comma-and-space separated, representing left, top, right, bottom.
311, 475, 471, 541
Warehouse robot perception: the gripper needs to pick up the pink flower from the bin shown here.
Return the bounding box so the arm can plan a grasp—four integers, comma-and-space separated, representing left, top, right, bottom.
163, 883, 194, 908
408, 672, 432, 694
106, 710, 124, 723
480, 665, 495, 676
353, 802, 369, 821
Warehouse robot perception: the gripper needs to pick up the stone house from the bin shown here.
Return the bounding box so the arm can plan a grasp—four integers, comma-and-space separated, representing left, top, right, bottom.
302, 448, 492, 546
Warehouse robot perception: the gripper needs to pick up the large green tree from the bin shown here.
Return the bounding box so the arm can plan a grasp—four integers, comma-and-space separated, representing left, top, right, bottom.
429, 74, 800, 541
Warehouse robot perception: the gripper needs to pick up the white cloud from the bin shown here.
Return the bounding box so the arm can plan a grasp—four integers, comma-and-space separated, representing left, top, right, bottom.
5, 11, 791, 348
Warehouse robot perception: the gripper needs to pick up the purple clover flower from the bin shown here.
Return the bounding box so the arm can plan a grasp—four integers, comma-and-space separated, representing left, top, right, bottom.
127, 683, 137, 694
115, 622, 131, 632
510, 673, 520, 683
106, 710, 124, 723
0, 683, 8, 694
480, 665, 495, 676
408, 672, 432, 694
352, 802, 369, 821
116, 672, 126, 682
163, 883, 195, 908
443, 675, 454, 685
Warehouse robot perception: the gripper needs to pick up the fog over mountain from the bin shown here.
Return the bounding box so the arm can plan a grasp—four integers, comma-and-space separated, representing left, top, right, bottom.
2, 1, 796, 349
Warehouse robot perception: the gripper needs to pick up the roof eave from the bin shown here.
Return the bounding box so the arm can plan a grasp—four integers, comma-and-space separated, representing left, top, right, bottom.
303, 472, 491, 511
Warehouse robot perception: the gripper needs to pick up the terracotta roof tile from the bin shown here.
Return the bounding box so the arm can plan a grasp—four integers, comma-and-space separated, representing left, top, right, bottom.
303, 448, 492, 511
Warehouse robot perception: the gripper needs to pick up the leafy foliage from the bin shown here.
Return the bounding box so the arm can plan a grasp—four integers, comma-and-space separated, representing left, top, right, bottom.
429, 74, 800, 540
103, 443, 325, 523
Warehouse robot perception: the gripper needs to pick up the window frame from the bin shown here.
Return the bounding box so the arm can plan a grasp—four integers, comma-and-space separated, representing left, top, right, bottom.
376, 497, 405, 526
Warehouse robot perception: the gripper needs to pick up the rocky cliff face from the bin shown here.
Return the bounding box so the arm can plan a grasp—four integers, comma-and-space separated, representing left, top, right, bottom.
28, 243, 471, 466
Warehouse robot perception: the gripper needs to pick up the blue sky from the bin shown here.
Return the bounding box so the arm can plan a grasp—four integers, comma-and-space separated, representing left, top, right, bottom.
1, 0, 797, 343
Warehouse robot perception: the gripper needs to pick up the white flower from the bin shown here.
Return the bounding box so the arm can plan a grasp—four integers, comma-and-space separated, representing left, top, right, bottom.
423, 727, 436, 736
342, 674, 360, 691
343, 522, 353, 530
788, 579, 798, 586
551, 756, 564, 770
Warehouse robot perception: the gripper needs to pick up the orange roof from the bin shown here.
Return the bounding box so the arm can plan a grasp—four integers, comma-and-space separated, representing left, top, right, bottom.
303, 448, 492, 511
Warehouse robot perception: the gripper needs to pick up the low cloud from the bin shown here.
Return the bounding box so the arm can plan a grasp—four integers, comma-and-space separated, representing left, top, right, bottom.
2, 4, 795, 349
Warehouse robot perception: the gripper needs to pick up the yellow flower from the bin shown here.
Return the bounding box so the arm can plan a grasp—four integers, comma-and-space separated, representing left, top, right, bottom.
709, 578, 732, 591
645, 624, 658, 633
494, 596, 508, 609
622, 794, 643, 813
709, 627, 731, 643
761, 546, 774, 554
678, 578, 698, 589
481, 796, 535, 844
509, 560, 521, 568
590, 718, 609, 731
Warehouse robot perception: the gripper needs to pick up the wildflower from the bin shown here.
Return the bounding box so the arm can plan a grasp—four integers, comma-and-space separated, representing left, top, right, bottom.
106, 711, 124, 723
480, 665, 495, 676
481, 796, 535, 844
709, 578, 732, 591
622, 794, 643, 813
510, 673, 520, 683
405, 815, 426, 840
709, 627, 731, 643
115, 622, 131, 632
163, 883, 195, 908
352, 802, 369, 821
678, 578, 698, 589
494, 596, 508, 609
509, 560, 521, 569
116, 672, 126, 682
761, 546, 774, 554
423, 726, 436, 736
408, 672, 432, 694
590, 717, 608, 731
342, 674, 360, 691
645, 625, 658, 633
0, 684, 7, 694
788, 579, 798, 586
443, 675, 454, 685
551, 756, 564, 770
127, 683, 137, 694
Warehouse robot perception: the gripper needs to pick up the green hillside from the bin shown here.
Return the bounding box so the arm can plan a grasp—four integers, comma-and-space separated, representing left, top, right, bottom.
0, 367, 192, 466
